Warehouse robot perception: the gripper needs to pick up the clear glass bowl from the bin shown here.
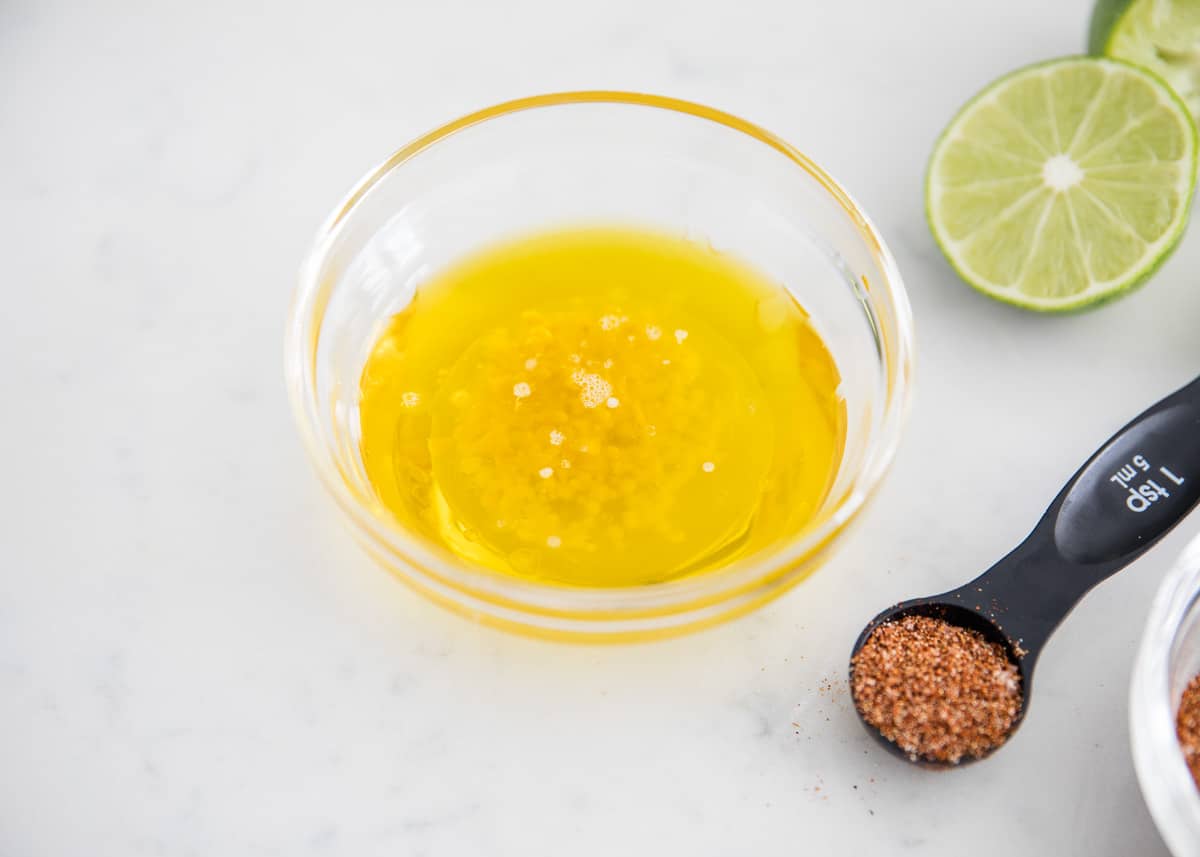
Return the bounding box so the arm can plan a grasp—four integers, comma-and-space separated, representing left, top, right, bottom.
1132, 533, 1200, 855
285, 92, 914, 640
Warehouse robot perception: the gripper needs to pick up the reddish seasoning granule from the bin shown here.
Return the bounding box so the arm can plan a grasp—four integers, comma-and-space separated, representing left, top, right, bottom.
850, 614, 1022, 764
1176, 674, 1200, 789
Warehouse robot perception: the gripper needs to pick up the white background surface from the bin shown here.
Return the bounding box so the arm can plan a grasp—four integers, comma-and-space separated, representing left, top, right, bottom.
4, 0, 1200, 854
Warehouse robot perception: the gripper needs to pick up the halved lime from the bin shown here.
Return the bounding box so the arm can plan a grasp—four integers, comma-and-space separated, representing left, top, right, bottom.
926, 57, 1197, 312
1091, 0, 1200, 123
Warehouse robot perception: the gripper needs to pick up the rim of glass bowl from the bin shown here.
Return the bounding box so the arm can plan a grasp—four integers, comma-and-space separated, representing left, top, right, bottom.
285, 91, 914, 623
1131, 533, 1200, 851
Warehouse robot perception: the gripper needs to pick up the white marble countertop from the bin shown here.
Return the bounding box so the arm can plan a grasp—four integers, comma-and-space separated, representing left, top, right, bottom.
5, 0, 1200, 854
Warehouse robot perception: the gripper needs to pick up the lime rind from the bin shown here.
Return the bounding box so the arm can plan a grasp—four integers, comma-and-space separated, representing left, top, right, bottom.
926, 56, 1198, 313
1088, 0, 1135, 55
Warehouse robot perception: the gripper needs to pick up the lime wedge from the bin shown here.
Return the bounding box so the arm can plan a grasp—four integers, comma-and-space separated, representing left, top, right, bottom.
1091, 0, 1200, 123
926, 57, 1197, 311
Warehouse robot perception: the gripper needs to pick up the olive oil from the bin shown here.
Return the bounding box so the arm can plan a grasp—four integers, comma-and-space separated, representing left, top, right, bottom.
358, 227, 845, 587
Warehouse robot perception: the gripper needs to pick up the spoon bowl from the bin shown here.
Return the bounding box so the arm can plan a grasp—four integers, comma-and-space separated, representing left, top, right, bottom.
850, 599, 1031, 767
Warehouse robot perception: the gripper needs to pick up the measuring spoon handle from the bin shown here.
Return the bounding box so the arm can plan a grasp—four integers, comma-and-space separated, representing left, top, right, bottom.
966, 375, 1200, 658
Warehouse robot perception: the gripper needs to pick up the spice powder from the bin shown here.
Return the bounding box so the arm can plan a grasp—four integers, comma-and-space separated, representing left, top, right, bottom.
1176, 673, 1200, 789
850, 614, 1022, 764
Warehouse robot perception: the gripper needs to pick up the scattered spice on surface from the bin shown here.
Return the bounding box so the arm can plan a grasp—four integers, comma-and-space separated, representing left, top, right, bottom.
850, 614, 1022, 764
1176, 673, 1200, 789
816, 676, 850, 709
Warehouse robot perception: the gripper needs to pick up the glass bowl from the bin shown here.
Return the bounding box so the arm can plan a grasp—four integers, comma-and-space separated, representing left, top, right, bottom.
285, 92, 914, 641
1132, 533, 1200, 855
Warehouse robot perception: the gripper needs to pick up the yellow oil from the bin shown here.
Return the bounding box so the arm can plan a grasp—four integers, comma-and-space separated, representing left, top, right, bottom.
358, 226, 845, 587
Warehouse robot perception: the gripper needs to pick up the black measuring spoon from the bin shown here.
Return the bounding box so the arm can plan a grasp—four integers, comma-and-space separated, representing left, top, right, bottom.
850, 374, 1200, 766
